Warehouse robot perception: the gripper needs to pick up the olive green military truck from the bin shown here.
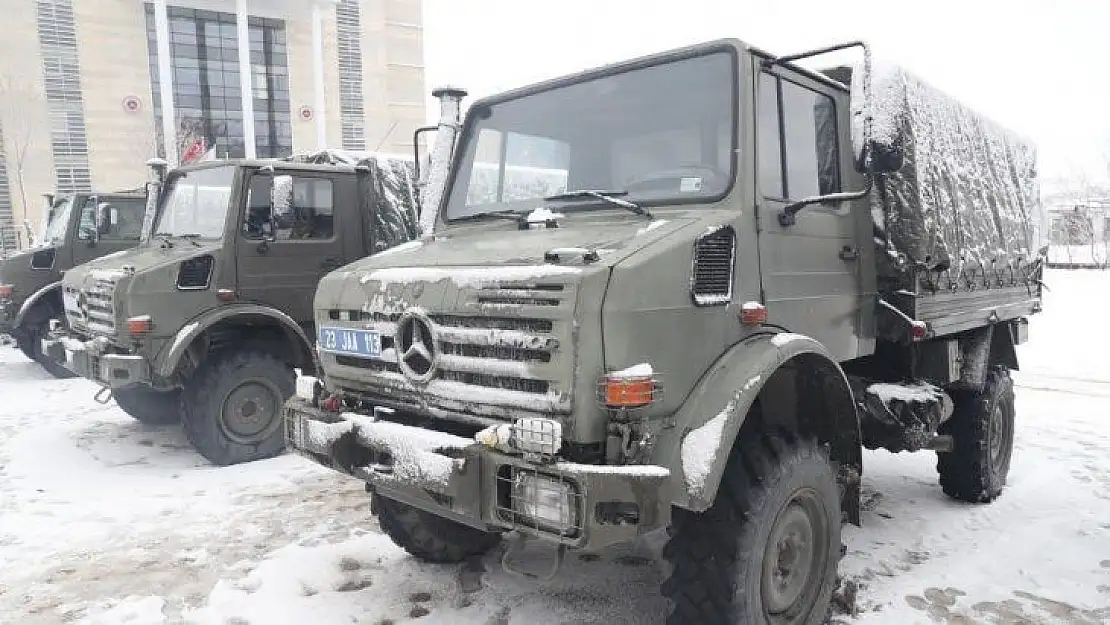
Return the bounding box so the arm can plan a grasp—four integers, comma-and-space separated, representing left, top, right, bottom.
284, 39, 1044, 624
39, 150, 424, 466
1, 189, 147, 377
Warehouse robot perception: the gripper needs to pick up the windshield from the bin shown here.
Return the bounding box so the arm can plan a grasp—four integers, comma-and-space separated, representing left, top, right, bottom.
446, 50, 736, 220
40, 196, 74, 246
152, 165, 235, 238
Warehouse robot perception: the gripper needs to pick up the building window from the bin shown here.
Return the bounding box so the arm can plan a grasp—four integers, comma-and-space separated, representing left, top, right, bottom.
0, 120, 15, 250
145, 5, 293, 159
36, 0, 92, 194
336, 0, 366, 150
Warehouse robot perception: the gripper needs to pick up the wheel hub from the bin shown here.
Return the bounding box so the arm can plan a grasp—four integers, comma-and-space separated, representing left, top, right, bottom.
220, 380, 279, 442
761, 489, 828, 622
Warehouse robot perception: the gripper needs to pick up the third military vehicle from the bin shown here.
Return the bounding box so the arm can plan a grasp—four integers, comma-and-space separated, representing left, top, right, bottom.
1, 189, 147, 377
288, 39, 1043, 623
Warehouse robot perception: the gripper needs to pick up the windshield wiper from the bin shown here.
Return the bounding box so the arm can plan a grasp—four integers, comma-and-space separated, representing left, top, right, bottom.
178, 233, 203, 247
153, 232, 175, 248
544, 189, 653, 219
451, 209, 528, 224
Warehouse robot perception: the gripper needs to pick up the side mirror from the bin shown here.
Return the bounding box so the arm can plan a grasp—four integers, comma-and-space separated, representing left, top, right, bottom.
412, 125, 437, 185
269, 174, 294, 241
868, 139, 904, 174
97, 202, 115, 235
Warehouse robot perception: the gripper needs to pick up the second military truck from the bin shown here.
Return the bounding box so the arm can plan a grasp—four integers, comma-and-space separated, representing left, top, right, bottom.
41, 151, 422, 466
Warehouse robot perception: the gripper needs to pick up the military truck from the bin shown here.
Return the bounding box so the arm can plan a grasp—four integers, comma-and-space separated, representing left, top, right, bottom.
284, 39, 1044, 623
1, 189, 148, 377
38, 149, 425, 466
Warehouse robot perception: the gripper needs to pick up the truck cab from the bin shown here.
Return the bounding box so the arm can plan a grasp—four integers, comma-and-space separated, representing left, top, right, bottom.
286, 39, 1042, 625
1, 189, 147, 377
41, 154, 421, 466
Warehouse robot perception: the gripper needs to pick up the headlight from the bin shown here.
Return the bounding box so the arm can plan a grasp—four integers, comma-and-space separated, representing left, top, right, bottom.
510, 470, 579, 535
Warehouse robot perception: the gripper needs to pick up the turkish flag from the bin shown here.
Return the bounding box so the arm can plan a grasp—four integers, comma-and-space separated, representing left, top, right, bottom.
181, 138, 207, 164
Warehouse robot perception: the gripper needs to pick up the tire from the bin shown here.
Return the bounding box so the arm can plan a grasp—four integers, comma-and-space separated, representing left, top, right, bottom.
113, 386, 182, 425
936, 367, 1016, 503
373, 493, 502, 564
18, 320, 77, 379
663, 433, 841, 625
180, 349, 294, 466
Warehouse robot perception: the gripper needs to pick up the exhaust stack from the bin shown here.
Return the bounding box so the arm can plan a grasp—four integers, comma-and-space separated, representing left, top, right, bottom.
416, 86, 467, 237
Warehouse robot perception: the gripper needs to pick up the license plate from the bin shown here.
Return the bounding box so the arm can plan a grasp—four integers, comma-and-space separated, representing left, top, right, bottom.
318, 326, 381, 358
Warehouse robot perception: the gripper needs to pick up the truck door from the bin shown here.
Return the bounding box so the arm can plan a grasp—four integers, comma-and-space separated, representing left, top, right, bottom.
753, 62, 864, 362
72, 195, 146, 266
236, 170, 355, 326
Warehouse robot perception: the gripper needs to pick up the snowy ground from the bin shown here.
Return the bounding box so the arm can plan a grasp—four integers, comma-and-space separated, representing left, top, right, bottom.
1, 269, 1109, 625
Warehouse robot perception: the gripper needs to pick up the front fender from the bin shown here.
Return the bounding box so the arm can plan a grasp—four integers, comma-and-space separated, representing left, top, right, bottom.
14, 281, 62, 328
664, 332, 860, 514
158, 304, 315, 378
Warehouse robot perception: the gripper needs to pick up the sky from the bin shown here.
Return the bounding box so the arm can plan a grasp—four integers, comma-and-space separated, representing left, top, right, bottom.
422, 0, 1110, 184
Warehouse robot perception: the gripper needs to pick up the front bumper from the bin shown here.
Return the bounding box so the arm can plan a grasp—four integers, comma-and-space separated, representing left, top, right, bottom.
39, 330, 151, 387
285, 397, 671, 551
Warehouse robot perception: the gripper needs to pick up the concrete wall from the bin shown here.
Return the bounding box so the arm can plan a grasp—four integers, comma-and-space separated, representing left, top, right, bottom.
0, 4, 57, 238
0, 0, 427, 246
75, 0, 159, 192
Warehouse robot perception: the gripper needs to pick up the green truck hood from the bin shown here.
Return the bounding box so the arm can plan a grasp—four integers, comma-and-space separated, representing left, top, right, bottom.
342, 214, 696, 274
0, 247, 62, 307
63, 242, 221, 288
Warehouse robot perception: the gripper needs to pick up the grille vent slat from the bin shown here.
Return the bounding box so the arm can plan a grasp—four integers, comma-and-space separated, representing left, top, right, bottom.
691, 226, 735, 306
177, 255, 213, 290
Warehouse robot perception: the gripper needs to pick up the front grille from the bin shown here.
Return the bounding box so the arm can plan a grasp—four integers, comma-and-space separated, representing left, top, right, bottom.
65, 279, 116, 337
326, 277, 576, 420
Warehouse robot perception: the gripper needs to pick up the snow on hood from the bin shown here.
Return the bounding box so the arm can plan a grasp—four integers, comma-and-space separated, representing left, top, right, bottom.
335, 216, 695, 276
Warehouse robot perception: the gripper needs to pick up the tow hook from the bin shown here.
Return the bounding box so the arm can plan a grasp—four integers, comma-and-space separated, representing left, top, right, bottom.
93, 386, 113, 405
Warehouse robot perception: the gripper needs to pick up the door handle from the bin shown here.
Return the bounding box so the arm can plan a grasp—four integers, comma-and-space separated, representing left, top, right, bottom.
839, 245, 859, 261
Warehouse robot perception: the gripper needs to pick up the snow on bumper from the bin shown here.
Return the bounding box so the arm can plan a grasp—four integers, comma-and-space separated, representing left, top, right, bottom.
39, 331, 150, 387
284, 397, 672, 550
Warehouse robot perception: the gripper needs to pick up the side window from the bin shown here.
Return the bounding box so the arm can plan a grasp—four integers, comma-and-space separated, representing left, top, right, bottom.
100, 199, 145, 241
757, 72, 784, 198
780, 79, 841, 199
77, 200, 97, 240
243, 174, 334, 241
287, 178, 334, 240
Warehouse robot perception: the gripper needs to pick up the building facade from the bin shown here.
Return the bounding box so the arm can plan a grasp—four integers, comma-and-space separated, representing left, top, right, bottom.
0, 0, 425, 250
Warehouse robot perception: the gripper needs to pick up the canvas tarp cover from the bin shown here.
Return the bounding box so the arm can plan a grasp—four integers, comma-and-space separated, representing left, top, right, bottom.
847, 65, 1040, 276
282, 149, 421, 253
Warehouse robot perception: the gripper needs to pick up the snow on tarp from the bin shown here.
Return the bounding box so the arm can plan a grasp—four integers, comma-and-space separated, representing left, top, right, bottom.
838, 63, 1041, 277
282, 150, 421, 255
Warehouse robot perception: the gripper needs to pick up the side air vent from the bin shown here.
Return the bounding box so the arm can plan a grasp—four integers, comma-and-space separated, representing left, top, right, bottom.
177, 255, 213, 290
29, 248, 56, 270
691, 225, 735, 306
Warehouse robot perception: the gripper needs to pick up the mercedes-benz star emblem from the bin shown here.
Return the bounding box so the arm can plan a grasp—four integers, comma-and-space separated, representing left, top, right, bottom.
397, 313, 436, 381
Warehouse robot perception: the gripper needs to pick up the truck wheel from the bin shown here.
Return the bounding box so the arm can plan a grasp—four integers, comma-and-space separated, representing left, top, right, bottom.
936, 367, 1015, 503
18, 320, 77, 380
180, 349, 294, 466
113, 386, 181, 425
663, 434, 841, 625
373, 493, 501, 563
